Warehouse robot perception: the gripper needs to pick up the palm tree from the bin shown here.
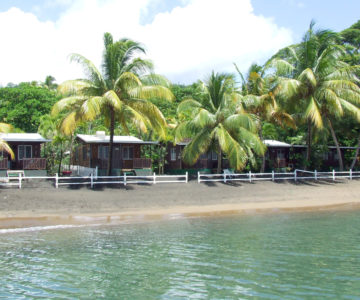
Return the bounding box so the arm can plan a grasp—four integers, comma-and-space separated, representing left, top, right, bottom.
44, 75, 58, 90
176, 71, 265, 173
52, 33, 174, 175
269, 22, 360, 170
235, 63, 295, 172
0, 123, 14, 159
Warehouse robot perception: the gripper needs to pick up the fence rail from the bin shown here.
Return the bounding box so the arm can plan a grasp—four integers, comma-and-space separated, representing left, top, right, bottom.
0, 172, 188, 189
198, 169, 360, 183
1, 169, 360, 189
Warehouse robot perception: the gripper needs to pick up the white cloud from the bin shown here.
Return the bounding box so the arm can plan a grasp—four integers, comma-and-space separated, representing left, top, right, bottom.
0, 0, 293, 86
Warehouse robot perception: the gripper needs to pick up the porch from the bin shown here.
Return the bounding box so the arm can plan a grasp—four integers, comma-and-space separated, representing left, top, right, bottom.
0, 158, 47, 170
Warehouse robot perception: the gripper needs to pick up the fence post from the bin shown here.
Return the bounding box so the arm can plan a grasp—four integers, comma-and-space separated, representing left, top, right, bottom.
315, 170, 317, 181
91, 172, 94, 188
350, 169, 352, 180
198, 171, 200, 183
55, 173, 58, 189
153, 172, 156, 184
272, 170, 274, 182
18, 174, 22, 189
332, 169, 335, 181
223, 172, 227, 183
249, 171, 252, 183
294, 169, 297, 182
185, 172, 188, 183
124, 172, 127, 186
95, 166, 98, 180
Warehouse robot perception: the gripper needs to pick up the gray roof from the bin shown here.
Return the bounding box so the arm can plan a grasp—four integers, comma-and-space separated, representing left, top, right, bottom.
263, 139, 291, 148
0, 133, 50, 142
77, 134, 158, 145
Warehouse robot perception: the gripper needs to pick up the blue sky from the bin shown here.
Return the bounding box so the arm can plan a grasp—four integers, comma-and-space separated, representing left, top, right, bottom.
0, 0, 359, 85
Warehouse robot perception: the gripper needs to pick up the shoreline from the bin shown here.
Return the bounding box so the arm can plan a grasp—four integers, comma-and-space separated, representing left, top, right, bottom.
1, 180, 360, 229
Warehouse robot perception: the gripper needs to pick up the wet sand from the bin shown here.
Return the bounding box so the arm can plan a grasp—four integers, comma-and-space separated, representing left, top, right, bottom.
0, 179, 360, 228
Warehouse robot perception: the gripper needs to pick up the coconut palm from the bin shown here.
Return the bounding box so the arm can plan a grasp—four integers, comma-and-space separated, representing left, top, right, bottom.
176, 71, 265, 173
0, 122, 14, 159
52, 33, 174, 175
269, 22, 360, 170
235, 63, 295, 171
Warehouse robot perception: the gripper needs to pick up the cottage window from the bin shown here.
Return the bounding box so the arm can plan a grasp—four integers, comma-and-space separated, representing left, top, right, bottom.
123, 146, 133, 160
170, 148, 176, 161
211, 151, 218, 161
98, 145, 109, 159
18, 145, 32, 159
277, 149, 285, 159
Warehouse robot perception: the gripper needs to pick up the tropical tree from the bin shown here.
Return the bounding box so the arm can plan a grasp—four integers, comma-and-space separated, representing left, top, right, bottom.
44, 75, 58, 90
52, 33, 174, 175
0, 122, 14, 159
235, 63, 295, 171
38, 114, 72, 174
269, 22, 360, 170
0, 82, 59, 132
341, 21, 360, 169
176, 71, 265, 173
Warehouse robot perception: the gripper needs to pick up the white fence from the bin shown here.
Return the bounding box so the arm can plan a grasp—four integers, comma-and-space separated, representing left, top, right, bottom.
197, 169, 360, 183
0, 172, 188, 189
1, 169, 360, 189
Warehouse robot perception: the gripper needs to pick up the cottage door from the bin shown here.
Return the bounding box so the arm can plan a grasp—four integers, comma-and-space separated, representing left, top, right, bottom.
112, 146, 121, 169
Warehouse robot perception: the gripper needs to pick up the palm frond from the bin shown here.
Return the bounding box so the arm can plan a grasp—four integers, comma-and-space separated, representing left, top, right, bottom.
0, 139, 14, 159
305, 97, 323, 128
182, 128, 214, 165
215, 125, 248, 170
69, 53, 106, 89
0, 123, 13, 133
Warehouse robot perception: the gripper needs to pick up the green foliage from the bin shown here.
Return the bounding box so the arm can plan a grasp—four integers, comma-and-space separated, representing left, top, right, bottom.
176, 71, 264, 172
0, 83, 59, 132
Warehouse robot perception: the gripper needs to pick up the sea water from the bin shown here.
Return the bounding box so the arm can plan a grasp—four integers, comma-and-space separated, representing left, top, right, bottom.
0, 210, 360, 299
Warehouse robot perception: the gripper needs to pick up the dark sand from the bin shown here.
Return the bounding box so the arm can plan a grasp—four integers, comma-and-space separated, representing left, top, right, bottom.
0, 179, 359, 228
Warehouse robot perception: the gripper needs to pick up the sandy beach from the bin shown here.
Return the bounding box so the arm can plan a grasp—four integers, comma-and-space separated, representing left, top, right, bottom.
0, 178, 359, 229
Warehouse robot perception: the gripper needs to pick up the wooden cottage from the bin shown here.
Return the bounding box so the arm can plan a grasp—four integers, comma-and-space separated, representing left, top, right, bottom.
264, 139, 291, 170
0, 133, 50, 176
166, 139, 292, 173
165, 141, 227, 174
72, 131, 156, 175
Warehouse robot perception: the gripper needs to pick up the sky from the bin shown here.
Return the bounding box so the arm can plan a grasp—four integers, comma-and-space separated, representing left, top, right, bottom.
0, 0, 359, 86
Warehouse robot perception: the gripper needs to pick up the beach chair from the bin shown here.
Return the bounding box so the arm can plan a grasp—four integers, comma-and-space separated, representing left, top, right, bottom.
223, 169, 235, 179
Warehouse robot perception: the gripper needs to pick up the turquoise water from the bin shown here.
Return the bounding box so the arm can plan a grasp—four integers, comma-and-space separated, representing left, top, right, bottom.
0, 211, 360, 299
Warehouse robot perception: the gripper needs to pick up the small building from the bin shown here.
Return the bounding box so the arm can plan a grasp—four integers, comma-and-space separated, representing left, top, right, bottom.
165, 141, 227, 174
0, 133, 50, 176
166, 139, 292, 173
72, 131, 156, 175
264, 139, 292, 170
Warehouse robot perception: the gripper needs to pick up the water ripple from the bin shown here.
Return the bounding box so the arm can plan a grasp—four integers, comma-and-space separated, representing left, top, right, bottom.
0, 211, 359, 298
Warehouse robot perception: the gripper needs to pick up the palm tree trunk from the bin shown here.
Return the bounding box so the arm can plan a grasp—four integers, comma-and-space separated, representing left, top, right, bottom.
305, 120, 312, 170
69, 134, 74, 170
258, 126, 266, 172
328, 118, 344, 171
107, 108, 115, 176
350, 133, 360, 170
217, 146, 222, 174
58, 144, 63, 175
